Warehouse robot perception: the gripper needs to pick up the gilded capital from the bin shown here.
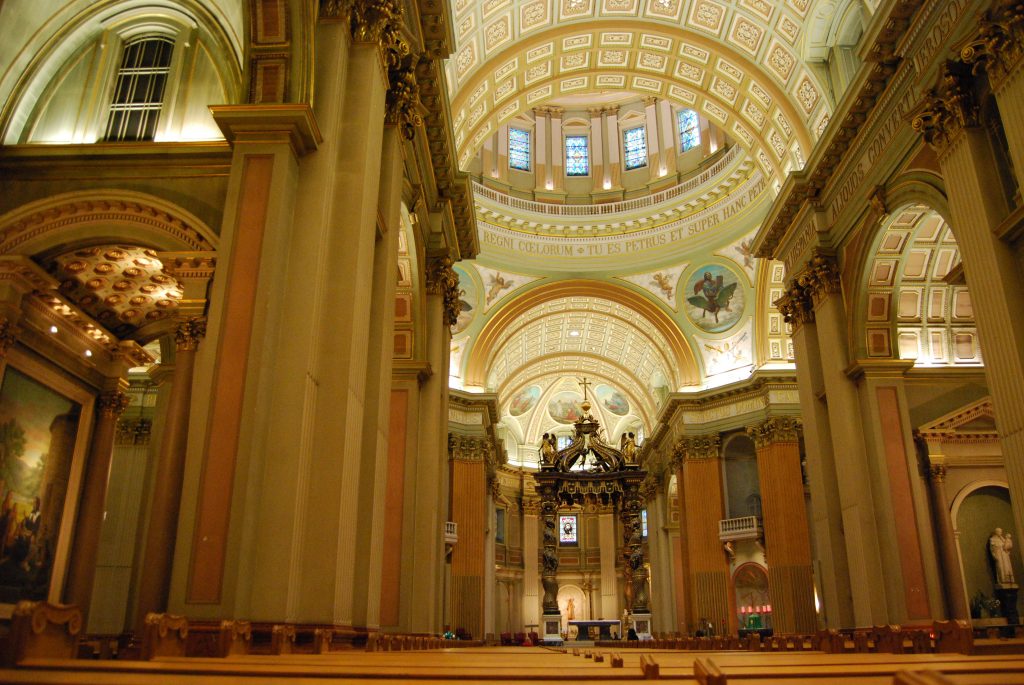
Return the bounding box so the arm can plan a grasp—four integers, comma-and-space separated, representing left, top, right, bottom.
912, 63, 979, 152
674, 434, 721, 462
774, 283, 814, 331
639, 471, 662, 502
0, 317, 21, 358
798, 251, 841, 306
319, 0, 354, 21
961, 1, 1024, 88
426, 257, 461, 328
98, 390, 132, 419
350, 0, 403, 44
929, 463, 947, 483
385, 61, 422, 140
175, 317, 207, 352
746, 416, 801, 449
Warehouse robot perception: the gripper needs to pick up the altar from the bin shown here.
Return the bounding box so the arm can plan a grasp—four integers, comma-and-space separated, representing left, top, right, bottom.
568, 619, 621, 641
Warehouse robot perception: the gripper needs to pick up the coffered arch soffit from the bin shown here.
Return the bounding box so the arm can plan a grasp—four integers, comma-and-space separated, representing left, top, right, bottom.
464, 279, 699, 397
446, 4, 833, 176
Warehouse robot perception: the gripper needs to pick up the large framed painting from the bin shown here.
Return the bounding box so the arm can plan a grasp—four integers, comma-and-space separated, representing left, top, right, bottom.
0, 349, 94, 616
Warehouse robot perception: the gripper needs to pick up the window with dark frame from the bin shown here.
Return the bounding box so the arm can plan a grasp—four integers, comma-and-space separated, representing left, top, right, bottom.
104, 36, 174, 142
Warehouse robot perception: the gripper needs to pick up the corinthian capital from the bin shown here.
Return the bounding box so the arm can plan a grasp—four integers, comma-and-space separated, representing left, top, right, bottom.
98, 390, 132, 418
798, 251, 841, 306
0, 316, 21, 358
912, 62, 979, 152
351, 0, 403, 44
426, 256, 462, 328
746, 416, 801, 449
175, 317, 207, 352
774, 283, 814, 331
961, 1, 1024, 87
386, 61, 422, 141
674, 434, 721, 462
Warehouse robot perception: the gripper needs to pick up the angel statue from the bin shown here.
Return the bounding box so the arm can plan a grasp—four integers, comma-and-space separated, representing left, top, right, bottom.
688, 271, 737, 323
620, 432, 638, 465
540, 433, 557, 466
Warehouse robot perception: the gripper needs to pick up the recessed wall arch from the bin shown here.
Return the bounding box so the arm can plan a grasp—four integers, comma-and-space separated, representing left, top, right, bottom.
0, 189, 219, 256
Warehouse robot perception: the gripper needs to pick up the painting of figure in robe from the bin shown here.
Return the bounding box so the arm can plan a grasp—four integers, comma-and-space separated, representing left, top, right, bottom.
0, 367, 81, 604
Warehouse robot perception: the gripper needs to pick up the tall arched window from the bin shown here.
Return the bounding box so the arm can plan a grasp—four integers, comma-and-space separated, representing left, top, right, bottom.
104, 36, 175, 142
677, 109, 700, 152
623, 126, 647, 170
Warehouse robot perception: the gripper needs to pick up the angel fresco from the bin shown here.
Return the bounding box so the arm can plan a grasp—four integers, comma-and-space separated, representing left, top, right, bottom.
685, 265, 744, 333
689, 271, 736, 323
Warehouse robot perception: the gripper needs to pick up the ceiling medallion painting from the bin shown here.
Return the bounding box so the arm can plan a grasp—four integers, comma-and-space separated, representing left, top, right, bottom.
509, 384, 542, 417
684, 263, 744, 333
548, 390, 584, 424
46, 245, 183, 338
594, 383, 629, 416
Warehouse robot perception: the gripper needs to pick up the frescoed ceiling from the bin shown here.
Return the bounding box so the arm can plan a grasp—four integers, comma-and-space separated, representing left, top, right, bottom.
445, 0, 833, 179
441, 0, 863, 448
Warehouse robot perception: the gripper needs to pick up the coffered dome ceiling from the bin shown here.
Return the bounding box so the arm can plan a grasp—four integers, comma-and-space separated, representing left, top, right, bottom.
446, 0, 832, 179
444, 0, 836, 440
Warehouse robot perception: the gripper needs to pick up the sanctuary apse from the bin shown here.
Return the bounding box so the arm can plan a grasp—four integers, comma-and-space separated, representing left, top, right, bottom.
0, 1, 1022, 675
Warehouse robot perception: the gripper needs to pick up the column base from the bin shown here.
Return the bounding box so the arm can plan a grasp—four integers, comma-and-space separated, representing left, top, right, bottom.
541, 612, 564, 645
629, 612, 653, 640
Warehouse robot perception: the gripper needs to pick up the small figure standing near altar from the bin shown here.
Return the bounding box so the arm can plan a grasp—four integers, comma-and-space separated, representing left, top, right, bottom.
620, 432, 637, 465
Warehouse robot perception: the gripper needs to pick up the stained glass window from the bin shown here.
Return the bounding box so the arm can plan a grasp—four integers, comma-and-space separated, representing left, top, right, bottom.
509, 128, 531, 171
565, 135, 589, 176
105, 36, 175, 142
623, 126, 648, 170
642, 509, 648, 538
559, 515, 578, 544
678, 109, 700, 152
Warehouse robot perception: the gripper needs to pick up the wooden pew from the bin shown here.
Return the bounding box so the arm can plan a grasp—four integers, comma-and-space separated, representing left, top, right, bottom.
2, 601, 81, 667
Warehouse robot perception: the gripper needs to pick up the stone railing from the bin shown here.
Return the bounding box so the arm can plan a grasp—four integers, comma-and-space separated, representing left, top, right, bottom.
718, 515, 762, 541
473, 145, 744, 218
444, 520, 458, 544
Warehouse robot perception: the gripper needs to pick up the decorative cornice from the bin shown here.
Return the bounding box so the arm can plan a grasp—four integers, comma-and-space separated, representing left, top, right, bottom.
426, 256, 461, 328
175, 317, 207, 352
746, 416, 801, 449
911, 61, 979, 152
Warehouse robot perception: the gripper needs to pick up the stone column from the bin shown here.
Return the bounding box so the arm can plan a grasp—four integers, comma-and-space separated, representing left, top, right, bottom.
351, 122, 405, 631
799, 254, 889, 626
522, 500, 540, 628
134, 318, 205, 629
677, 435, 732, 634
643, 473, 675, 635
658, 99, 678, 176
65, 382, 131, 615
747, 417, 816, 633
408, 256, 458, 633
534, 108, 548, 192
914, 65, 1024, 541
849, 361, 939, 623
925, 460, 970, 619
589, 108, 605, 193
550, 108, 564, 192
448, 435, 487, 639
671, 450, 692, 632
643, 96, 660, 179
597, 510, 618, 620
605, 107, 622, 188
960, 4, 1024, 193
777, 286, 852, 628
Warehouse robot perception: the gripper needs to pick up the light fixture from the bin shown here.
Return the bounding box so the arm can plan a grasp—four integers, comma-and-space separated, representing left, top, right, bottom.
84, 350, 92, 358
49, 325, 58, 334
603, 181, 611, 190
568, 330, 581, 337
